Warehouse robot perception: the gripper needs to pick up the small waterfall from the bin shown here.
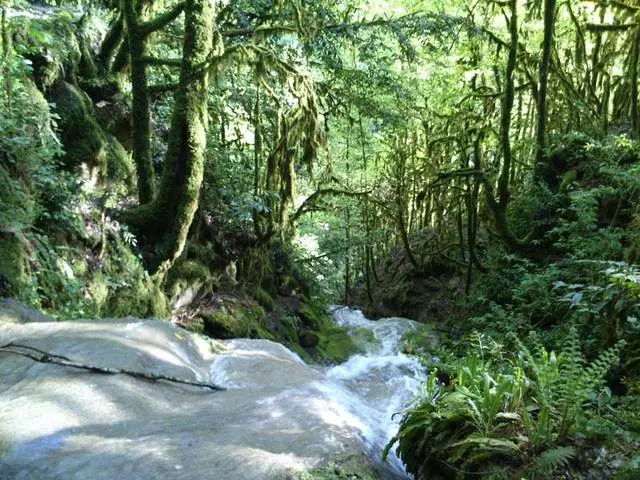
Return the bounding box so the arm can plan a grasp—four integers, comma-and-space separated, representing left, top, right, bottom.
209, 306, 428, 479
0, 307, 428, 479
324, 307, 427, 477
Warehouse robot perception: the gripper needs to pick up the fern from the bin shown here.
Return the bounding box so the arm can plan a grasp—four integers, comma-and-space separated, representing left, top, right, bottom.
389, 327, 625, 479
523, 446, 576, 479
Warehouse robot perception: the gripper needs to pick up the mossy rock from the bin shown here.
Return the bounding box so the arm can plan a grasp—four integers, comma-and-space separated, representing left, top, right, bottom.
17, 14, 81, 90
298, 299, 328, 330
0, 298, 51, 324
200, 305, 271, 340
299, 330, 320, 348
102, 241, 169, 318
106, 275, 168, 318
0, 235, 25, 297
166, 259, 216, 307
279, 453, 381, 480
88, 272, 109, 316
317, 325, 361, 364
348, 327, 378, 353
401, 325, 440, 355
253, 286, 275, 311
613, 457, 640, 480
49, 80, 133, 187
181, 317, 205, 335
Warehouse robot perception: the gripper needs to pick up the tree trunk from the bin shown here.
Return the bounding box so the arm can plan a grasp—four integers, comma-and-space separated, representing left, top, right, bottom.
534, 0, 556, 179
124, 0, 214, 273
122, 0, 154, 204
630, 30, 640, 138
152, 0, 214, 270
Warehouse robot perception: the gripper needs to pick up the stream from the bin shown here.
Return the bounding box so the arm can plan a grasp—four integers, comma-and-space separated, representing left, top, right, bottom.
209, 306, 427, 478
0, 305, 427, 479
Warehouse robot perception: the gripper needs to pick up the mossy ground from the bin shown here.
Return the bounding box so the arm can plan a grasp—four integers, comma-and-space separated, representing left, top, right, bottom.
276, 454, 382, 480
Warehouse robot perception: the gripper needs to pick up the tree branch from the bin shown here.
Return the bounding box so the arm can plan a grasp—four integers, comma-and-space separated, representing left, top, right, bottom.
149, 82, 180, 94
142, 56, 183, 67
141, 2, 185, 37
0, 342, 225, 391
291, 188, 371, 223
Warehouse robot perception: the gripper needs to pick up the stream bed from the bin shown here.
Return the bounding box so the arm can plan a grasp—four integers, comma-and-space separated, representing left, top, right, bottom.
0, 305, 426, 479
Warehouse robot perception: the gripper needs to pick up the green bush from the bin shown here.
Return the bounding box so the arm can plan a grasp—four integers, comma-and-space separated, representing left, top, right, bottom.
386, 329, 625, 479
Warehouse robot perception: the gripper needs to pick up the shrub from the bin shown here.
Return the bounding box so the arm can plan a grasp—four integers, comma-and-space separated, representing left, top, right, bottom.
386, 329, 625, 479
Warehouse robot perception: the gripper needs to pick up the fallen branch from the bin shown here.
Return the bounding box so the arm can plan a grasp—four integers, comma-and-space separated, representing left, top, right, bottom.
0, 342, 226, 391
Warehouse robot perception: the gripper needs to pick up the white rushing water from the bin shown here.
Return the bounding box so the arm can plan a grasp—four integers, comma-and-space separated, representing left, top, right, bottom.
326, 307, 428, 476
210, 306, 428, 478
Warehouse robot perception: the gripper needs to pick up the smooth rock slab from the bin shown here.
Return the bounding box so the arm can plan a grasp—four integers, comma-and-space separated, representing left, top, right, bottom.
0, 317, 363, 479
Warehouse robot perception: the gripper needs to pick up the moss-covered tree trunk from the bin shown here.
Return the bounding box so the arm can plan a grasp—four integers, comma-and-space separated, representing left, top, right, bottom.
482, 0, 532, 252
146, 0, 214, 271
122, 0, 154, 204
630, 30, 640, 138
534, 0, 556, 178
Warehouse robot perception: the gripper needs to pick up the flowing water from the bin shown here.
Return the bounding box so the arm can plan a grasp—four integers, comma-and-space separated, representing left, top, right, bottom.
210, 306, 428, 478
0, 305, 427, 479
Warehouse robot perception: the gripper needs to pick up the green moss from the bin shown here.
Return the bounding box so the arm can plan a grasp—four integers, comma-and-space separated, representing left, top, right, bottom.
202, 310, 244, 338
200, 304, 272, 340
88, 272, 109, 315
401, 325, 440, 355
349, 328, 378, 353
279, 454, 381, 480
0, 236, 25, 295
299, 330, 320, 348
106, 274, 168, 318
298, 299, 327, 330
18, 15, 81, 90
614, 457, 640, 480
253, 286, 275, 311
102, 242, 169, 318
317, 325, 360, 364
106, 135, 135, 189
181, 317, 205, 335
185, 242, 222, 269
49, 80, 131, 187
166, 259, 215, 303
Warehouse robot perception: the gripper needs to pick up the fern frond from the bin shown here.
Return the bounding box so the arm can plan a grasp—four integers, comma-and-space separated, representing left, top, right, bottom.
524, 446, 575, 479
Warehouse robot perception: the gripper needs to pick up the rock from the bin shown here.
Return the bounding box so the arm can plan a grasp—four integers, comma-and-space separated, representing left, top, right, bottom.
0, 319, 365, 480
299, 330, 320, 348
0, 298, 52, 324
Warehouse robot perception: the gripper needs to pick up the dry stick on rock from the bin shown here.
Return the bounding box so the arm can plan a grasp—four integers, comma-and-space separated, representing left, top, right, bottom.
0, 342, 226, 391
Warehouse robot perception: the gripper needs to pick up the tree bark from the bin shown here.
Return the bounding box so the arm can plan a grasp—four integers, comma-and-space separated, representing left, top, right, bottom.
152, 0, 214, 270
631, 30, 640, 138
534, 0, 556, 178
122, 0, 154, 204
123, 0, 214, 273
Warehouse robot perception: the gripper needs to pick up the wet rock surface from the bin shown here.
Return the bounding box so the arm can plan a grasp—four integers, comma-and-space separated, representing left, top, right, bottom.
0, 306, 424, 479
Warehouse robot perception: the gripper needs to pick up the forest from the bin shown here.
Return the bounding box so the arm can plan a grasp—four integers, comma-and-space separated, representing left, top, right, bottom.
0, 0, 639, 478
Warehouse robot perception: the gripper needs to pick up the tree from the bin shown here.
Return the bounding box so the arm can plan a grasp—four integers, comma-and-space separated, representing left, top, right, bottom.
124, 0, 216, 273
121, 0, 184, 204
